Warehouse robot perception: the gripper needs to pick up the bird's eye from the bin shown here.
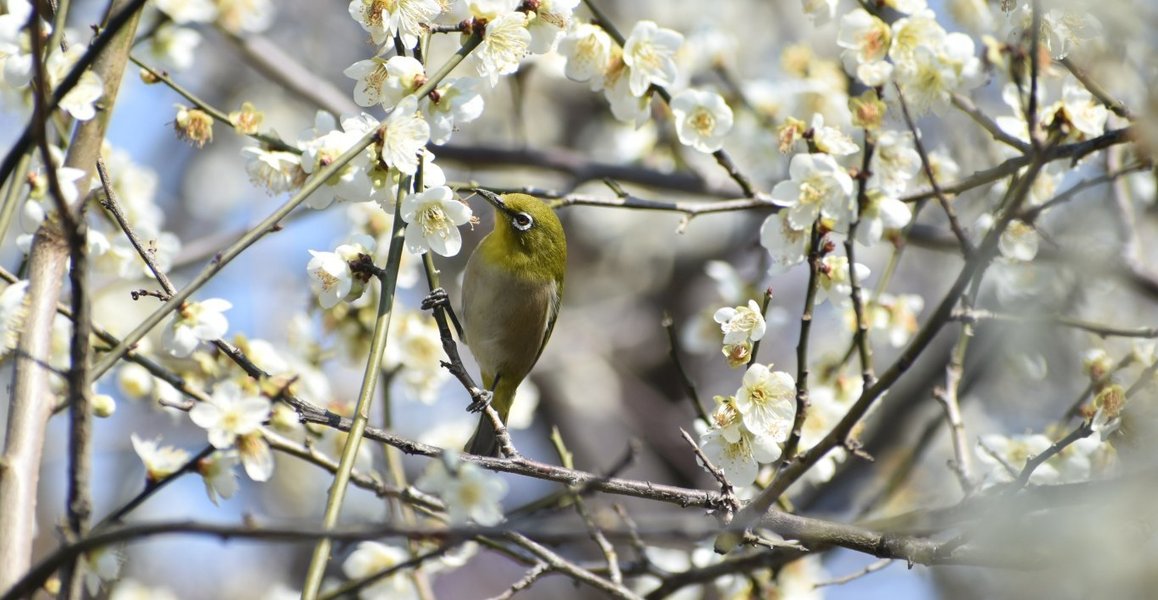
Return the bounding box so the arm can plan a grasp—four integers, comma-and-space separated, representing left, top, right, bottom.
513, 212, 534, 231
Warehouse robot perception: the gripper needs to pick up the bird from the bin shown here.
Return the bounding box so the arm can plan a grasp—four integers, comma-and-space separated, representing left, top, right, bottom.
461, 190, 566, 457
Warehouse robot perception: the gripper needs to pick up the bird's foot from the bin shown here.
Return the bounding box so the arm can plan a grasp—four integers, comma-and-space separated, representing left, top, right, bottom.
421, 287, 450, 312
467, 389, 493, 413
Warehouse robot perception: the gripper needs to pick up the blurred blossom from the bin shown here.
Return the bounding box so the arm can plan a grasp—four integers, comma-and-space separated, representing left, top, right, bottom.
155, 0, 218, 24
216, 0, 276, 34
384, 310, 450, 403
131, 434, 190, 482
82, 547, 122, 596
110, 579, 180, 600
417, 453, 508, 525
0, 279, 29, 353
856, 189, 912, 246
162, 298, 232, 357
342, 542, 420, 600
199, 451, 241, 505
800, 0, 837, 24
998, 220, 1040, 261
814, 256, 870, 306
146, 23, 201, 72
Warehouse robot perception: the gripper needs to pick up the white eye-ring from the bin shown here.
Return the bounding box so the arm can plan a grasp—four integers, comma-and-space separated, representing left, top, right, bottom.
513, 212, 534, 231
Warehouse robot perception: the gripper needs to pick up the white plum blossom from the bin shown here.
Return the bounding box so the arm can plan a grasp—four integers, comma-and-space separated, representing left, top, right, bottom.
602, 57, 651, 127
298, 112, 373, 209
713, 299, 767, 346
734, 364, 797, 442
760, 211, 809, 274
198, 451, 240, 505
146, 23, 201, 72
1040, 8, 1101, 60
837, 9, 892, 85
130, 434, 190, 482
46, 47, 103, 121
190, 380, 271, 449
855, 292, 924, 348
162, 298, 232, 357
976, 433, 1062, 486
307, 235, 376, 309
1059, 77, 1108, 139
815, 256, 870, 305
417, 453, 508, 525
422, 77, 485, 145
856, 189, 912, 245
347, 0, 441, 49
770, 153, 855, 231
401, 185, 472, 256
801, 0, 837, 24
155, 0, 218, 24
0, 0, 40, 87
809, 113, 858, 157
345, 55, 425, 109
670, 89, 733, 153
622, 20, 683, 97
460, 0, 519, 20
472, 11, 531, 86
558, 22, 613, 90
237, 431, 274, 482
526, 0, 579, 54
699, 397, 781, 487
869, 131, 921, 196
216, 0, 276, 34
380, 96, 431, 175
893, 28, 981, 115
343, 542, 420, 600
242, 147, 303, 195
384, 310, 451, 403
998, 220, 1040, 261
82, 547, 122, 597
110, 580, 180, 600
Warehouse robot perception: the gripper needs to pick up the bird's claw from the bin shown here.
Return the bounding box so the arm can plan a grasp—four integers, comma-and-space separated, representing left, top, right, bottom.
467, 389, 493, 413
421, 287, 450, 311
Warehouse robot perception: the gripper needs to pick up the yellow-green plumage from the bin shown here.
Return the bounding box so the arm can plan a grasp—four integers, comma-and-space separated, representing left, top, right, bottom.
462, 193, 566, 457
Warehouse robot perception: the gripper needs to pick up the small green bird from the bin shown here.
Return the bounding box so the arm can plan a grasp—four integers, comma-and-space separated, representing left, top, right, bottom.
462, 191, 566, 457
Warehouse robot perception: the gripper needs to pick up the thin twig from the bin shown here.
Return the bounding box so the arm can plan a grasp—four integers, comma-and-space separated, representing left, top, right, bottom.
780, 224, 822, 465
896, 86, 974, 257
502, 532, 645, 600
487, 563, 550, 600
1060, 57, 1132, 119
661, 312, 708, 424
550, 429, 623, 585
813, 558, 894, 589
678, 429, 738, 519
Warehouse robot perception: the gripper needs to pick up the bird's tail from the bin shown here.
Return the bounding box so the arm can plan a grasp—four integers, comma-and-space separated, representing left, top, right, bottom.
464, 379, 517, 458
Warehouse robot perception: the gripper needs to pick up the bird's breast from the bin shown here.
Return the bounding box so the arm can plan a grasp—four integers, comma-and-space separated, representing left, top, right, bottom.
461, 255, 558, 386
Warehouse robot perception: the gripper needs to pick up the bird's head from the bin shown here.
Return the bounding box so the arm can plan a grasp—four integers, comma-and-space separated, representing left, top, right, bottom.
475, 190, 566, 263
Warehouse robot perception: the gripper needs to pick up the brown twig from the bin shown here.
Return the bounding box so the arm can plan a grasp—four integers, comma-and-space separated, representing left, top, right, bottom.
661, 312, 708, 424
896, 86, 974, 257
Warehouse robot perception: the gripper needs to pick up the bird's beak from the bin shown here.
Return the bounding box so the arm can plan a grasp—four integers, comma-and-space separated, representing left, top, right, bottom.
474, 188, 511, 214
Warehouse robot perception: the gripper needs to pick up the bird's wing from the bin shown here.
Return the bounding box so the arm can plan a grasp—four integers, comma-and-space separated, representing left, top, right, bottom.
531, 276, 563, 367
